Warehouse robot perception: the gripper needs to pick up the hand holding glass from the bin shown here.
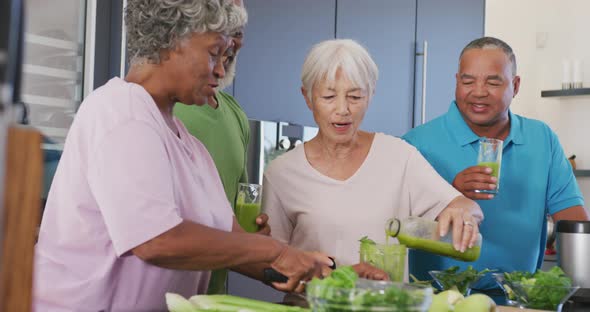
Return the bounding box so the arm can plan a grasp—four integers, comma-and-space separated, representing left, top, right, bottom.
359, 241, 406, 282
235, 183, 262, 233
476, 138, 503, 194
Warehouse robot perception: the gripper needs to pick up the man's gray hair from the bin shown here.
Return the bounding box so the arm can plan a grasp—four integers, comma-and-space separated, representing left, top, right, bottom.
460, 36, 517, 76
125, 0, 247, 65
301, 39, 378, 101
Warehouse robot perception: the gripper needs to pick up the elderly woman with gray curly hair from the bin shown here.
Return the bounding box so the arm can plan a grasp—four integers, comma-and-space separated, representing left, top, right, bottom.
33, 1, 333, 310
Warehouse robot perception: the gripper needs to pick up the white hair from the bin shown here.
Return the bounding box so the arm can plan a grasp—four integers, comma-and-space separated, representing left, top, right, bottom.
301, 39, 378, 101
216, 52, 238, 91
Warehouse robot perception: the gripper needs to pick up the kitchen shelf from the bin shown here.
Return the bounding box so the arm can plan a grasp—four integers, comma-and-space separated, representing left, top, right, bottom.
574, 170, 590, 177
541, 88, 590, 97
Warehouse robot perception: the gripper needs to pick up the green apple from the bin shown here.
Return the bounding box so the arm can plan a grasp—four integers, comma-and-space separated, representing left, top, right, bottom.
454, 294, 497, 312
428, 290, 464, 312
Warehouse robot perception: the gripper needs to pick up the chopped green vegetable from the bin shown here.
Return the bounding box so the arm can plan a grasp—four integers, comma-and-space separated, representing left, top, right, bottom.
409, 274, 434, 287
307, 266, 359, 307
503, 270, 533, 283
359, 236, 377, 245
502, 267, 574, 310
166, 293, 309, 312
307, 266, 428, 311
431, 266, 493, 295
166, 293, 201, 312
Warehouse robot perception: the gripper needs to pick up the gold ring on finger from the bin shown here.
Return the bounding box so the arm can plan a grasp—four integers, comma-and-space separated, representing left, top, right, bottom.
463, 221, 474, 227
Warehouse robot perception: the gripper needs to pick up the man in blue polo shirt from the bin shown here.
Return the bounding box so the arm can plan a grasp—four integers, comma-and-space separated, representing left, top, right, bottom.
403, 37, 589, 292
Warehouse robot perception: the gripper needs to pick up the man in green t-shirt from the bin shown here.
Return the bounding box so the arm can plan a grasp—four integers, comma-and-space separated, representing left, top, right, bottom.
174, 1, 269, 294
174, 34, 249, 214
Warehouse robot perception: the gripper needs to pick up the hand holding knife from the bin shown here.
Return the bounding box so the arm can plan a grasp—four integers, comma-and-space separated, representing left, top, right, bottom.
263, 256, 336, 284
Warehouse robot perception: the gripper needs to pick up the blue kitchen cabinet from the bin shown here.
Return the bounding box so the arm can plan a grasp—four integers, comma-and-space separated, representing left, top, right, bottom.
414, 0, 485, 125
234, 0, 336, 126
236, 0, 484, 134
336, 0, 416, 136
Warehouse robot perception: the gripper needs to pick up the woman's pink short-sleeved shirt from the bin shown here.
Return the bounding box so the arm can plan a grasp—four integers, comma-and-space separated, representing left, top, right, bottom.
34, 78, 234, 311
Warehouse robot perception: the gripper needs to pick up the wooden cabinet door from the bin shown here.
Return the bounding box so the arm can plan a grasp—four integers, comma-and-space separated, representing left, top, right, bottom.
0, 126, 42, 312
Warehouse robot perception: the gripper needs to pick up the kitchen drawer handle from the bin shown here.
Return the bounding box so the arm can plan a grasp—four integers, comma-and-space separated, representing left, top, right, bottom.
421, 41, 428, 125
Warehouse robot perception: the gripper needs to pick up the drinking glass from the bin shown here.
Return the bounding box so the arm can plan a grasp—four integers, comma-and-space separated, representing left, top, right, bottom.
235, 183, 262, 233
476, 138, 503, 194
359, 242, 406, 282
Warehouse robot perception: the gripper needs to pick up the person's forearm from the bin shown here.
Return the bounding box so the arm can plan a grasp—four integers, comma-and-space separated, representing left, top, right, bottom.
230, 262, 269, 281
132, 220, 284, 271
227, 217, 272, 280
553, 205, 589, 222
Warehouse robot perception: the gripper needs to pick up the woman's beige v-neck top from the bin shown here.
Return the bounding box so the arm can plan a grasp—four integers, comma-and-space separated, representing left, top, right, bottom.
262, 133, 460, 267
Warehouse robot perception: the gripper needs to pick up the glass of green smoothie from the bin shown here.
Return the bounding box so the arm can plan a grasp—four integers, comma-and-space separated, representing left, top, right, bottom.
359, 238, 407, 282
235, 183, 262, 233
476, 137, 503, 194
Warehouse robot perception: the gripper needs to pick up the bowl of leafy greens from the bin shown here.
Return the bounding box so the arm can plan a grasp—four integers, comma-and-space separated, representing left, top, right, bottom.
495, 267, 578, 310
306, 266, 433, 311
491, 273, 518, 306
429, 266, 492, 296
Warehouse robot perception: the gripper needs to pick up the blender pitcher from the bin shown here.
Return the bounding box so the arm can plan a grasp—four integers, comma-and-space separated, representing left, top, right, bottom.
385, 216, 482, 262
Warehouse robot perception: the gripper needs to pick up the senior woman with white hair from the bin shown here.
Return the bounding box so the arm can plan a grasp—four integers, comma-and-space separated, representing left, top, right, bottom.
33, 1, 333, 310
262, 39, 484, 273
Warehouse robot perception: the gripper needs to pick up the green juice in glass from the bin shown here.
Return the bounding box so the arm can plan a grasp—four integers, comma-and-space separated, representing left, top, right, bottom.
360, 240, 406, 282
479, 161, 500, 178
236, 202, 261, 233
478, 161, 500, 194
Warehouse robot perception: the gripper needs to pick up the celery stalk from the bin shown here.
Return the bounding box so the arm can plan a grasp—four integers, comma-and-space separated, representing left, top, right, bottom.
189, 295, 309, 311
166, 293, 200, 312
165, 294, 311, 312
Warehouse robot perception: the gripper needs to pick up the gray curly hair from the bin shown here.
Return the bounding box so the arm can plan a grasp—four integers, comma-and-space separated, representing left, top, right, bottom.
125, 0, 247, 65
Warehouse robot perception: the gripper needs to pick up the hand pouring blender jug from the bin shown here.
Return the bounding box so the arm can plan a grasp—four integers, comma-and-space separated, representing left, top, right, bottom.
385, 216, 482, 262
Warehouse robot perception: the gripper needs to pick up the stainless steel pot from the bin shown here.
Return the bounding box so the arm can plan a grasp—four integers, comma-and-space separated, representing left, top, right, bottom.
556, 220, 590, 288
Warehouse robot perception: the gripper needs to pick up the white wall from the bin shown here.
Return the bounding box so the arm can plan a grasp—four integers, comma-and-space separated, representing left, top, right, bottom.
485, 0, 590, 205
